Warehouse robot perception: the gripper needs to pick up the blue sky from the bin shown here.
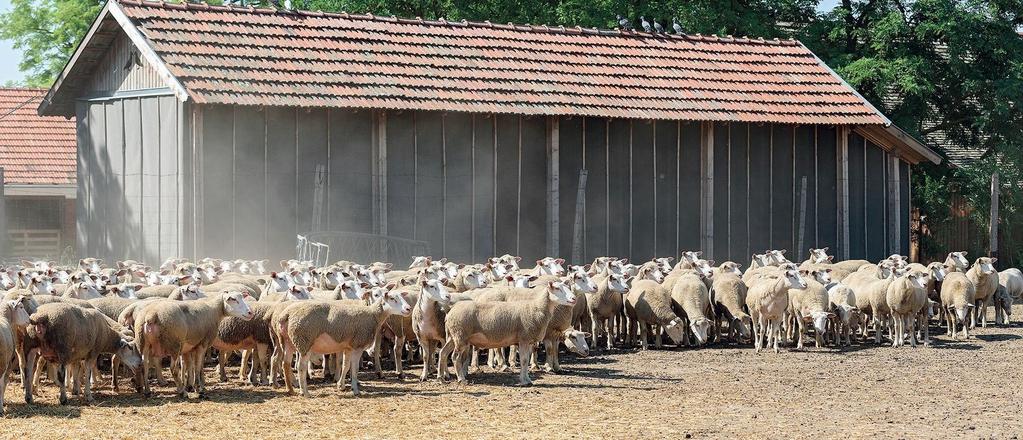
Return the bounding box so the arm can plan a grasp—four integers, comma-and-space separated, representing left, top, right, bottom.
0, 0, 845, 85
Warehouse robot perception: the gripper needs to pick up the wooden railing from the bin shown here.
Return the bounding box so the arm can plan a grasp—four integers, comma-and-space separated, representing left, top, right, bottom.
7, 229, 62, 259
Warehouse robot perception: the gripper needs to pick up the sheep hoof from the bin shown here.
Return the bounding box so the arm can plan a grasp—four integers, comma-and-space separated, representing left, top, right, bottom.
177, 391, 187, 399
59, 396, 68, 406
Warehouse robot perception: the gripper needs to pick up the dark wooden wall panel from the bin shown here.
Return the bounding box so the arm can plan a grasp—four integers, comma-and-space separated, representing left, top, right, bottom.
519, 116, 548, 262
202, 105, 234, 257
386, 111, 416, 240
655, 121, 679, 257
748, 123, 771, 256
558, 117, 584, 261
105, 101, 125, 260
713, 123, 730, 261
494, 115, 520, 256
631, 120, 655, 261
817, 126, 838, 252
678, 123, 701, 251
865, 141, 886, 261
584, 118, 608, 262
444, 112, 474, 262
415, 112, 445, 253
847, 133, 866, 259
729, 123, 749, 261
900, 161, 910, 255
296, 109, 328, 235
771, 125, 794, 253
233, 106, 266, 259
473, 115, 496, 260
140, 98, 161, 263
123, 98, 144, 260
608, 119, 631, 258
328, 110, 374, 234
266, 107, 297, 260
793, 126, 817, 261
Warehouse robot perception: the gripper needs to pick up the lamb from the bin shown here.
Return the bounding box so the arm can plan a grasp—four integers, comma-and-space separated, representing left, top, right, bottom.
669, 272, 713, 346
710, 272, 750, 343
1000, 268, 1023, 300
966, 257, 998, 328
0, 299, 30, 415
440, 280, 575, 386
826, 282, 860, 346
885, 270, 928, 347
587, 273, 631, 350
800, 247, 833, 266
745, 269, 808, 353
26, 302, 142, 404
993, 284, 1013, 325
940, 268, 976, 340
861, 268, 901, 344
787, 276, 832, 349
133, 291, 254, 397
274, 286, 411, 396
410, 279, 453, 381
624, 280, 686, 350
213, 301, 275, 385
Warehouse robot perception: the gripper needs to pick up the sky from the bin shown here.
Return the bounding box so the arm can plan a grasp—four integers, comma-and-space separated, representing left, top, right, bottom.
0, 0, 846, 85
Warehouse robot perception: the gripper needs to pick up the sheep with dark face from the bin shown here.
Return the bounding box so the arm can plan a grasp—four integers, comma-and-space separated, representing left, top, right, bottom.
27, 302, 141, 404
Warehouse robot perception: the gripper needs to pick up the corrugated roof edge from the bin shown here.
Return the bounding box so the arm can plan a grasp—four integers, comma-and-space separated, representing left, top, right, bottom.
116, 0, 801, 46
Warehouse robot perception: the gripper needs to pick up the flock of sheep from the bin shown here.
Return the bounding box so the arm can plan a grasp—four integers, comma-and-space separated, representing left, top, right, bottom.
0, 248, 1020, 413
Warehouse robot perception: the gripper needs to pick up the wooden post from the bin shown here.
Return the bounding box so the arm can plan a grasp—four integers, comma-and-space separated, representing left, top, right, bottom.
990, 172, 999, 262
374, 111, 388, 236
547, 116, 560, 258
571, 169, 588, 264
796, 176, 808, 261
0, 167, 7, 258
836, 127, 850, 260
311, 164, 327, 232
700, 123, 714, 258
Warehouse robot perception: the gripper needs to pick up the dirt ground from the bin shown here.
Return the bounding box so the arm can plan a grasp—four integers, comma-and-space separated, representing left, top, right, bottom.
3, 307, 1023, 439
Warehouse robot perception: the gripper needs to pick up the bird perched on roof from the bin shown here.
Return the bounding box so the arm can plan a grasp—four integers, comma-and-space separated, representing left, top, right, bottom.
653, 19, 664, 34
617, 14, 631, 30
640, 16, 652, 33
673, 18, 685, 35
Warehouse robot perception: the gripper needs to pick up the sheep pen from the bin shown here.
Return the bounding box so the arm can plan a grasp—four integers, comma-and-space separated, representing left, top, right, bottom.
0, 305, 1021, 438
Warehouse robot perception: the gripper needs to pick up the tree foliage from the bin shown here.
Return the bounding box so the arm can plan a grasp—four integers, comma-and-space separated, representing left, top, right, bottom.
0, 0, 103, 87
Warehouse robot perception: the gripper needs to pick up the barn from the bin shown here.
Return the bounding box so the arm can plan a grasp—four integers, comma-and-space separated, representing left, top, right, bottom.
39, 0, 940, 266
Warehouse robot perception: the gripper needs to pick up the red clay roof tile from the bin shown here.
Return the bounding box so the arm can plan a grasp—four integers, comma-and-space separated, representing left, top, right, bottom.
0, 88, 76, 185
110, 0, 886, 124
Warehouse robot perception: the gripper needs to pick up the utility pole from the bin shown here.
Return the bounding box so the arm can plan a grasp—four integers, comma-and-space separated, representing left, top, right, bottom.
989, 172, 999, 264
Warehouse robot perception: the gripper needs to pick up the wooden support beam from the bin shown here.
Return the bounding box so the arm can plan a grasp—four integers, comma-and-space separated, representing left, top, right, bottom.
547, 116, 560, 258
837, 126, 850, 260
700, 122, 714, 258
373, 111, 388, 237
888, 155, 902, 256
0, 167, 7, 257
990, 172, 999, 261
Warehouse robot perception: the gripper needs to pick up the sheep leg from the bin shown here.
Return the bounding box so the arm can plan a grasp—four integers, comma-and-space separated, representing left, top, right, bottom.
111, 354, 121, 392
437, 339, 454, 383
507, 346, 518, 370
217, 351, 229, 382
281, 348, 296, 395
196, 348, 210, 398
83, 358, 97, 403
297, 352, 311, 397
516, 343, 534, 386
0, 363, 7, 416
56, 363, 69, 405
21, 348, 36, 403
371, 330, 384, 379
393, 335, 405, 379
639, 324, 649, 351
253, 344, 269, 386
154, 357, 168, 387
335, 353, 348, 390
140, 346, 152, 396
348, 349, 365, 396
542, 339, 556, 373
31, 357, 46, 394
420, 341, 434, 382
908, 315, 918, 347
654, 325, 663, 348
239, 350, 251, 381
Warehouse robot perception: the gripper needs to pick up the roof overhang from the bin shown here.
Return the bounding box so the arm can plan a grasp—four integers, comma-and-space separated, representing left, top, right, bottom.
38, 0, 188, 117
3, 184, 77, 198
854, 124, 942, 165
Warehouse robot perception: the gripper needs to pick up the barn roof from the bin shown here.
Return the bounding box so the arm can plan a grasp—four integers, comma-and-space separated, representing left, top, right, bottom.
41, 0, 895, 126
0, 88, 76, 186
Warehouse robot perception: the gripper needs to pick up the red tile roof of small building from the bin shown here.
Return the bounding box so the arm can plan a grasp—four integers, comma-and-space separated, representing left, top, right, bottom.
0, 88, 76, 185
49, 0, 891, 125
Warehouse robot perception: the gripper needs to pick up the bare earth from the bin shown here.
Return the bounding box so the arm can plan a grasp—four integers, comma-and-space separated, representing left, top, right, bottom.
4, 306, 1023, 439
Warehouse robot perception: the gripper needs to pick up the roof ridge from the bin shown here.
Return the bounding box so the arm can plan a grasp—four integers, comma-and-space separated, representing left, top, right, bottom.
114, 0, 800, 46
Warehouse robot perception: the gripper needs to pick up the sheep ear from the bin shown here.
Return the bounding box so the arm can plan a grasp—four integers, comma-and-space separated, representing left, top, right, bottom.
991, 258, 998, 263
385, 282, 398, 291
555, 258, 565, 265
619, 258, 629, 264
304, 286, 314, 292
280, 260, 290, 270
505, 276, 515, 282
514, 257, 522, 262
360, 282, 372, 290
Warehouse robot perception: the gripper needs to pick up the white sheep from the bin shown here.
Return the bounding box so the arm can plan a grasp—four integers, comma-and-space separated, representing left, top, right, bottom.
826, 282, 860, 347
787, 275, 832, 349
966, 257, 998, 328
587, 273, 631, 350
0, 299, 30, 415
669, 271, 713, 346
940, 268, 976, 340
710, 272, 751, 343
746, 269, 808, 353
624, 280, 686, 350
441, 280, 575, 386
885, 270, 928, 347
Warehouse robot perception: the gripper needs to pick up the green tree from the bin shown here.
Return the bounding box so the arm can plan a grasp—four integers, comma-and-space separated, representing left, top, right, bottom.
0, 0, 102, 87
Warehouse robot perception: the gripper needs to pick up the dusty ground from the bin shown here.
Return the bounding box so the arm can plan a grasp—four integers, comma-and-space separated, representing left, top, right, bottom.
3, 307, 1023, 439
